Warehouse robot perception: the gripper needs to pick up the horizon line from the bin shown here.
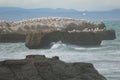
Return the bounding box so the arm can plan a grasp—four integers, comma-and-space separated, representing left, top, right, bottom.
0, 6, 120, 12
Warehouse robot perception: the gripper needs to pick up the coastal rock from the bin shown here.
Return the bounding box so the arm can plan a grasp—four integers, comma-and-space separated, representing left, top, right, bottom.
0, 18, 116, 45
95, 30, 116, 40
25, 29, 115, 49
0, 17, 107, 35
0, 33, 26, 42
0, 21, 26, 42
0, 55, 107, 80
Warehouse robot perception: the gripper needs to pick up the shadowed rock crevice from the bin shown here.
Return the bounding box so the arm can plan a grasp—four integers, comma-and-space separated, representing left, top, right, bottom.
0, 55, 106, 80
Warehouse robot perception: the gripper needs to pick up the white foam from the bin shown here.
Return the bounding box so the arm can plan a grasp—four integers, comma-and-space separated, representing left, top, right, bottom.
51, 41, 66, 49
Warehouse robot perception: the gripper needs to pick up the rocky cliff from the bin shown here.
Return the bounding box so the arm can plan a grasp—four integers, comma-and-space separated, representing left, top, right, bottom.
0, 55, 106, 80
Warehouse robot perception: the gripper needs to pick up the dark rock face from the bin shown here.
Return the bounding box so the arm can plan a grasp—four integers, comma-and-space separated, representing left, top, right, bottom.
95, 30, 116, 40
0, 55, 106, 80
25, 30, 116, 49
0, 34, 26, 42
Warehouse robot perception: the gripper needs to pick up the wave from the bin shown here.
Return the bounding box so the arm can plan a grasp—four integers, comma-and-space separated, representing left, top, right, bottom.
50, 41, 115, 52
50, 41, 66, 49
74, 47, 101, 50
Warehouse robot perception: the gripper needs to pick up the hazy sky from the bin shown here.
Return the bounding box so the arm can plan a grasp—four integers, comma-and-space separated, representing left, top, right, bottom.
0, 0, 120, 11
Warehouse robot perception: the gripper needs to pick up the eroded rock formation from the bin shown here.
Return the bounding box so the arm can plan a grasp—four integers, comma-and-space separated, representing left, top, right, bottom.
0, 18, 116, 47
25, 29, 115, 49
0, 21, 26, 42
0, 18, 107, 34
0, 55, 106, 80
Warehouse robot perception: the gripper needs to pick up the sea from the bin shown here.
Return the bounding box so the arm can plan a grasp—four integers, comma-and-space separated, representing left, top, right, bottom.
0, 20, 120, 80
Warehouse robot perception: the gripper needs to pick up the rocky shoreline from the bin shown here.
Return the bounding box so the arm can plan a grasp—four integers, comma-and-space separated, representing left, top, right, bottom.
0, 55, 106, 80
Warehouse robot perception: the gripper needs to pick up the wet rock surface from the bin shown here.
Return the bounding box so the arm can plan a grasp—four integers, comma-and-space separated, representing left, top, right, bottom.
0, 55, 107, 80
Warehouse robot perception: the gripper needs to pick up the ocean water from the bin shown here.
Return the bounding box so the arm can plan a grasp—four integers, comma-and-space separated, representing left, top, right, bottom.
0, 21, 120, 80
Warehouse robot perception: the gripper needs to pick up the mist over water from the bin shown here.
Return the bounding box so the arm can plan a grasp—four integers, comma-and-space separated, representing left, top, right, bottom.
0, 21, 120, 80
